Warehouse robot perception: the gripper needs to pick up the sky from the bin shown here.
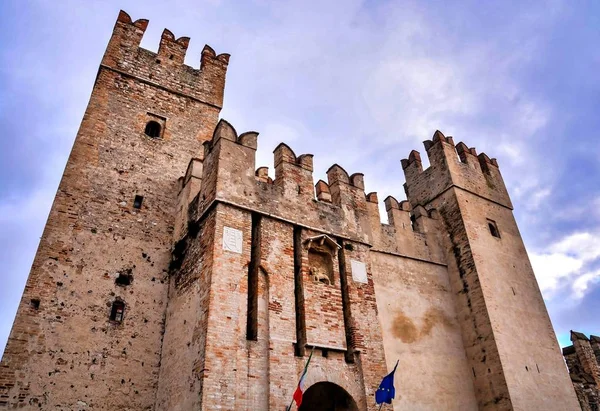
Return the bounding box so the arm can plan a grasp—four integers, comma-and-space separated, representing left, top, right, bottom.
1, 0, 599, 355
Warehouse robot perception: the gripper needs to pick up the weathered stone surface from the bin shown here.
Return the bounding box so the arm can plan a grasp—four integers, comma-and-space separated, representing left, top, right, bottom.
564, 331, 600, 411
0, 9, 225, 410
1, 9, 579, 411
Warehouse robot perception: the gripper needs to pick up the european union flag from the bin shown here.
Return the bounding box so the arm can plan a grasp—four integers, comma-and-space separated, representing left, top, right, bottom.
375, 360, 398, 405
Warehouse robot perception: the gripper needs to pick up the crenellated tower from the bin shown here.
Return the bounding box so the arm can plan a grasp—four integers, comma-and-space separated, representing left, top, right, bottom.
399, 131, 579, 410
0, 10, 228, 409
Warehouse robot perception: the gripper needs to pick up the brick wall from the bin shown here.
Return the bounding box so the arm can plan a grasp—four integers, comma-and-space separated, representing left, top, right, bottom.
0, 10, 226, 409
167, 113, 393, 408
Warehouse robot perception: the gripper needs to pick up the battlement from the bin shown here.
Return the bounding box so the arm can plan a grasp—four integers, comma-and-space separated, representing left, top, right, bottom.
175, 119, 373, 243
364, 193, 446, 264
402, 130, 512, 209
175, 119, 449, 263
203, 119, 258, 152
172, 122, 514, 262
272, 143, 315, 198
101, 10, 229, 108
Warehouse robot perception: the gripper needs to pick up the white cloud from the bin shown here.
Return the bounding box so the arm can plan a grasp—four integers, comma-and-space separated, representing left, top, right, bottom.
550, 232, 600, 262
530, 252, 583, 298
528, 187, 552, 211
517, 100, 550, 135
531, 231, 600, 301
572, 271, 600, 300
497, 141, 526, 166
363, 57, 476, 141
552, 196, 600, 225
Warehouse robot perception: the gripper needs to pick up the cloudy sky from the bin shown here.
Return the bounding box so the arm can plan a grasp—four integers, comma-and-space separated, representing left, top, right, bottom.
1, 0, 599, 355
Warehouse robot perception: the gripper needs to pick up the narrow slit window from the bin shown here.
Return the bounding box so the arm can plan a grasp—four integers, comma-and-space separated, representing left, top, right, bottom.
110, 300, 125, 323
144, 121, 162, 138
487, 219, 500, 238
133, 195, 144, 209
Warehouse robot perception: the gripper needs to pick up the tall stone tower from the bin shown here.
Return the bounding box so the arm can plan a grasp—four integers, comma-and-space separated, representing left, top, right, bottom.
0, 10, 229, 409
399, 133, 580, 409
1, 9, 580, 411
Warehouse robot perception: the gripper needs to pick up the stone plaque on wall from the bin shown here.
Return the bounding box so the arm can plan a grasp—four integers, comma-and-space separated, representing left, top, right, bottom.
350, 260, 367, 283
222, 227, 242, 254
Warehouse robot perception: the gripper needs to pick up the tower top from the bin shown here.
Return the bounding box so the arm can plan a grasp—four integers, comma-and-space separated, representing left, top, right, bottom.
401, 130, 512, 209
101, 10, 229, 108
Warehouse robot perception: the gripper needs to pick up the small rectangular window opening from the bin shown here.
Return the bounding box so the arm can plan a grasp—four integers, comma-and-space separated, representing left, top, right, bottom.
30, 299, 40, 310
410, 214, 417, 231
487, 219, 500, 238
133, 195, 144, 209
110, 301, 125, 323
115, 272, 132, 286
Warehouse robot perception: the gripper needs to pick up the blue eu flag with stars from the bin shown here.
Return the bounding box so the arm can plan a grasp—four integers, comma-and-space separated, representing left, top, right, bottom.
375, 360, 398, 405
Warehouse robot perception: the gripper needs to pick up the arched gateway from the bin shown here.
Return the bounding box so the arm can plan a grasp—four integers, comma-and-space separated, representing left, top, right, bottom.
299, 382, 360, 411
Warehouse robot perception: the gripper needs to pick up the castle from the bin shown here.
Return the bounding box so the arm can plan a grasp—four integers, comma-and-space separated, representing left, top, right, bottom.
563, 331, 600, 410
0, 10, 582, 410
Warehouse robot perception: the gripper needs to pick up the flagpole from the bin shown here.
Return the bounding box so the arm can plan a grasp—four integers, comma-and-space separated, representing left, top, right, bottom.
286, 347, 315, 411
375, 359, 399, 411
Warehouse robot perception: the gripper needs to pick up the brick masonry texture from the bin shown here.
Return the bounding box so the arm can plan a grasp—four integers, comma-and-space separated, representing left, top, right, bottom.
0, 9, 582, 411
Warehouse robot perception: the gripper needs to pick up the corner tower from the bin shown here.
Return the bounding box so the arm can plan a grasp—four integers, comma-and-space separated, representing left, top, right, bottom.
0, 10, 228, 409
401, 132, 579, 410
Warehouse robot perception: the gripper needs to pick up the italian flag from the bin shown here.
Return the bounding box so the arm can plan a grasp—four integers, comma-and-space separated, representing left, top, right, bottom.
291, 349, 314, 409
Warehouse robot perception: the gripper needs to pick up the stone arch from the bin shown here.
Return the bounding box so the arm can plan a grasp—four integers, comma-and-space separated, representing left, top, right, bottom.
299, 381, 359, 411
300, 363, 367, 410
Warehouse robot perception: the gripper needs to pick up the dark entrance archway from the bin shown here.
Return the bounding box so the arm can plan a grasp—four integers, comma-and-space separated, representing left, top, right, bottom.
298, 382, 359, 411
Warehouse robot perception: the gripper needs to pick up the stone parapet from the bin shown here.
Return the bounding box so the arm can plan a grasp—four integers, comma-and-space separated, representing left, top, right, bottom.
101, 10, 229, 108
402, 130, 512, 210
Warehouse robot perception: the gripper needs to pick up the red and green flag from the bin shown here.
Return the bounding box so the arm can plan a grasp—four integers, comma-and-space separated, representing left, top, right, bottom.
288, 348, 314, 410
